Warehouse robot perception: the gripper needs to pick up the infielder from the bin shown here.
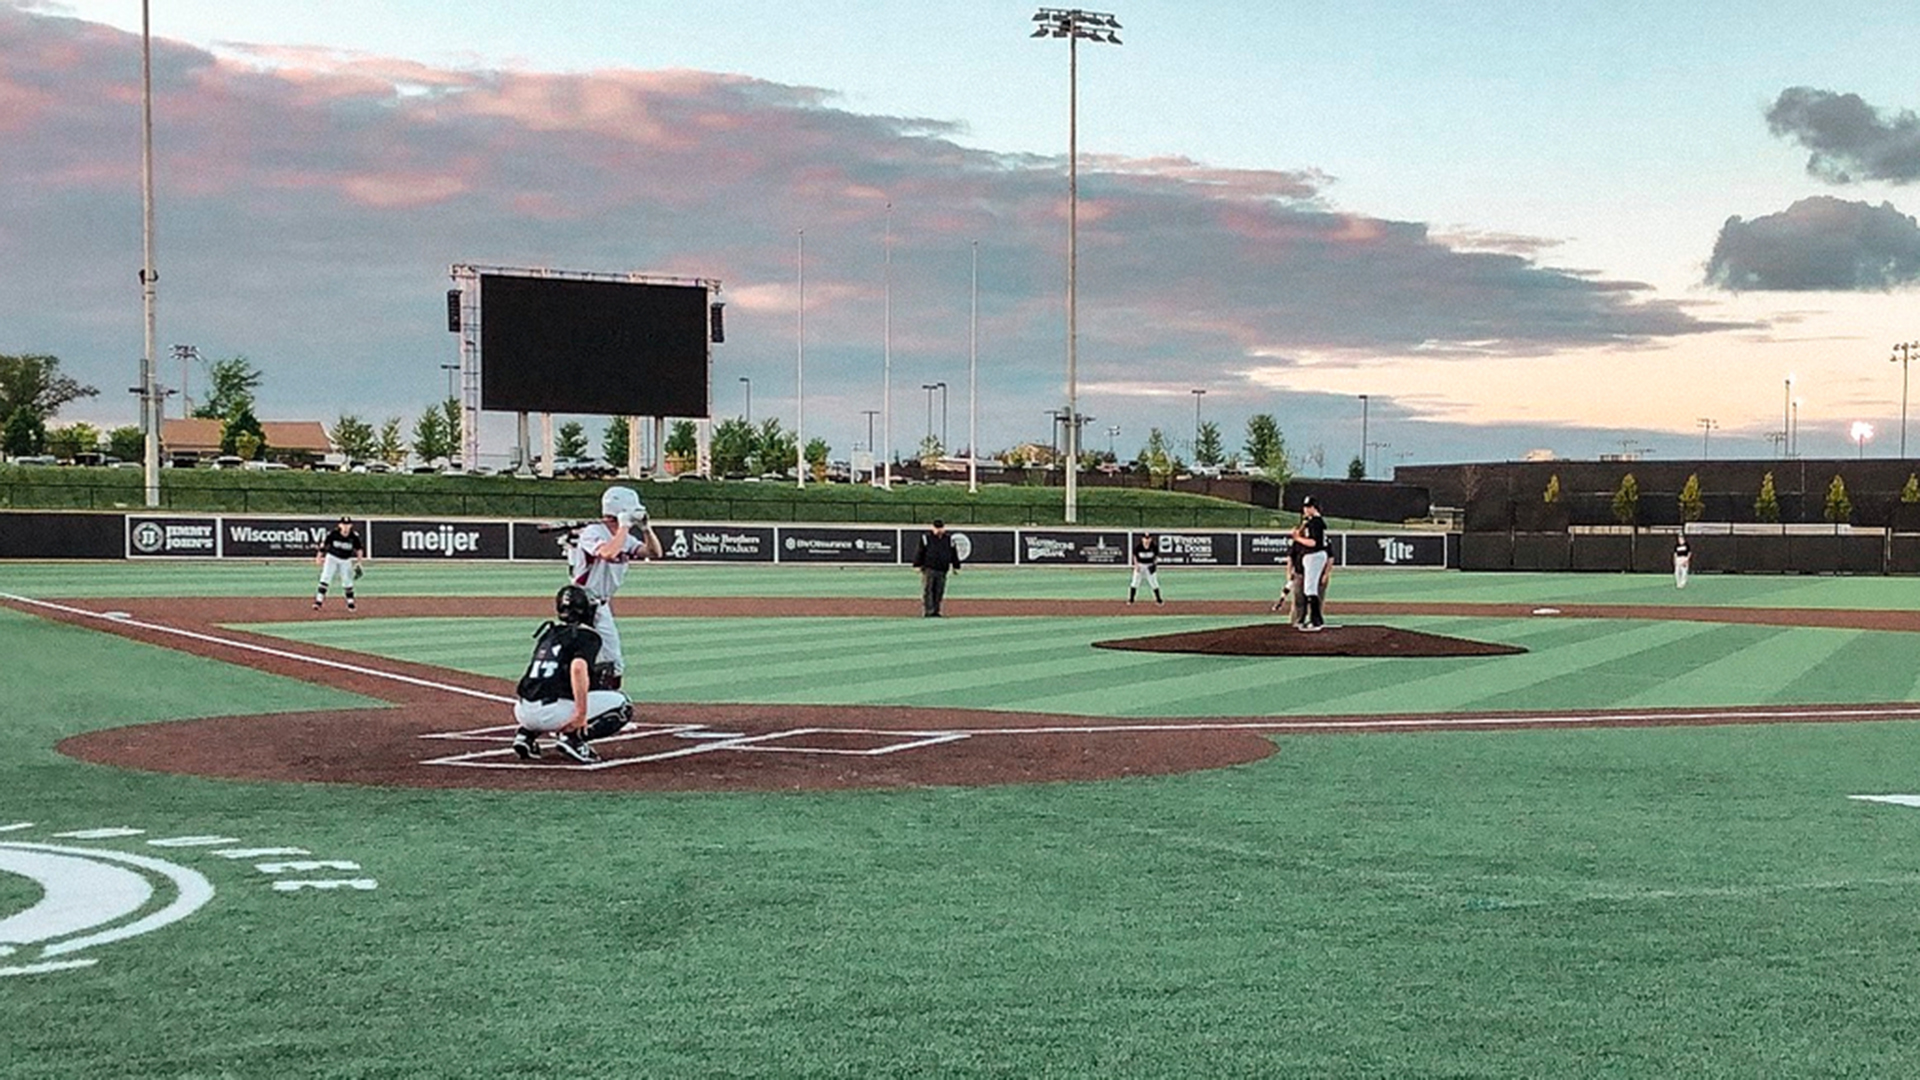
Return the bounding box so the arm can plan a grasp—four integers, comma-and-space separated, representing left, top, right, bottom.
511, 585, 633, 764
1673, 534, 1692, 588
1128, 532, 1163, 605
312, 516, 365, 611
1295, 496, 1329, 631
563, 485, 663, 689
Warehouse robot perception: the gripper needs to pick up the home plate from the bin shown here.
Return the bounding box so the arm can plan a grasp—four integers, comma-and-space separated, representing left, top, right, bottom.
1850, 794, 1920, 808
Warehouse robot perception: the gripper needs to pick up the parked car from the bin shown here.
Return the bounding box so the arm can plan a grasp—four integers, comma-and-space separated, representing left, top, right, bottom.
212, 455, 245, 470
10, 455, 58, 466
568, 457, 619, 479
242, 460, 290, 471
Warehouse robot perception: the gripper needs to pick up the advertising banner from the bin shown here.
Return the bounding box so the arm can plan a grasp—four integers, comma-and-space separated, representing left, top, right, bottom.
1342, 532, 1448, 568
940, 528, 1016, 566
1017, 530, 1131, 566
221, 517, 350, 559
1149, 531, 1240, 567
1238, 531, 1294, 567
126, 516, 220, 559
776, 527, 901, 563
370, 519, 510, 560
510, 522, 573, 561
657, 524, 777, 562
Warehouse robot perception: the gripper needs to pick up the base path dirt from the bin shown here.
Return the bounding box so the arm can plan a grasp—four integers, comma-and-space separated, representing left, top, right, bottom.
14, 594, 1920, 793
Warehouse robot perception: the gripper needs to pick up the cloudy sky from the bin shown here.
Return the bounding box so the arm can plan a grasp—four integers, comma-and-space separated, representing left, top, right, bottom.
7, 1, 1920, 472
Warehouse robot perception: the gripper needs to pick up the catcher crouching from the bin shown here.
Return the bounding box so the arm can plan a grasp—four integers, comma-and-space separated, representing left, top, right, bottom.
511, 585, 633, 765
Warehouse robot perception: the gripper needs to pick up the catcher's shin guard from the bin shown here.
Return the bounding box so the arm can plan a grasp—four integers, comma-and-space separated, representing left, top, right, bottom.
584, 702, 632, 741
589, 662, 622, 691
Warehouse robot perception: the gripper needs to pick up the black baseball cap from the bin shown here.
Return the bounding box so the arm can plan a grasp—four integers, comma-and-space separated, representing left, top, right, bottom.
932, 518, 945, 528
338, 515, 354, 523
1301, 496, 1317, 509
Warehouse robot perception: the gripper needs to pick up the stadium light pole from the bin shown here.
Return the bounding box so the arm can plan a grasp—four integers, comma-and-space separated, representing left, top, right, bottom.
1107, 423, 1119, 458
439, 363, 460, 403
138, 0, 160, 505
882, 205, 893, 489
1031, 6, 1121, 522
922, 384, 939, 443
937, 381, 949, 449
1358, 394, 1370, 476
969, 241, 980, 494
1783, 375, 1793, 459
1893, 342, 1919, 457
1697, 417, 1716, 459
1853, 421, 1874, 458
795, 229, 805, 488
739, 376, 752, 424
1191, 388, 1205, 460
1792, 398, 1801, 457
172, 344, 198, 416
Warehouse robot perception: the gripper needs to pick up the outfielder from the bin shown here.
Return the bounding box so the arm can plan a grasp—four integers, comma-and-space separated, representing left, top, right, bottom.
511, 585, 632, 764
562, 485, 663, 689
1128, 532, 1163, 605
1673, 534, 1691, 588
312, 516, 365, 611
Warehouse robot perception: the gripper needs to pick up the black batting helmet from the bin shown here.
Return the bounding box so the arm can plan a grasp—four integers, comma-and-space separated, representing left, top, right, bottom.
555, 585, 594, 625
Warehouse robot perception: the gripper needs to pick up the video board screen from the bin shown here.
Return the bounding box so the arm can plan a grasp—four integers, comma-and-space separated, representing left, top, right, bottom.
478, 274, 710, 417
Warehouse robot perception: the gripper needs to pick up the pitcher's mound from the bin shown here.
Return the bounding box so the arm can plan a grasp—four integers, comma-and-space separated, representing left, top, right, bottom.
1094, 623, 1526, 658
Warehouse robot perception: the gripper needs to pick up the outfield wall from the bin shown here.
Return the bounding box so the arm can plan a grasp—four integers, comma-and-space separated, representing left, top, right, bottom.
0, 511, 1454, 569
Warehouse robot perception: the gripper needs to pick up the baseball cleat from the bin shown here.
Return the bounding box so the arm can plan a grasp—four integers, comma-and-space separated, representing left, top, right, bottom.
511, 731, 541, 760
554, 732, 600, 764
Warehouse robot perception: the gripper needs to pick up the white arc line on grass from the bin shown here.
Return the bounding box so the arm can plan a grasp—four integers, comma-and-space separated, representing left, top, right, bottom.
0, 842, 214, 977
0, 594, 512, 705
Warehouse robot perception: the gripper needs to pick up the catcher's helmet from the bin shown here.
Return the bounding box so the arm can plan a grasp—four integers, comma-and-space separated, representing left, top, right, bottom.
601, 485, 641, 519
555, 584, 594, 625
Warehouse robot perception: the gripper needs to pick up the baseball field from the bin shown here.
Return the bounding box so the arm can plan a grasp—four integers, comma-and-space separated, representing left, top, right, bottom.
7, 559, 1920, 1077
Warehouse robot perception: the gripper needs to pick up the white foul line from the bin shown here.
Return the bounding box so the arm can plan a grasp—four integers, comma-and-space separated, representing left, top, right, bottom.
0, 593, 512, 705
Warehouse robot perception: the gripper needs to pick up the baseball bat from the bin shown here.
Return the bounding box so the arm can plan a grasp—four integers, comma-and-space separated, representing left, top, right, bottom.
535, 519, 597, 534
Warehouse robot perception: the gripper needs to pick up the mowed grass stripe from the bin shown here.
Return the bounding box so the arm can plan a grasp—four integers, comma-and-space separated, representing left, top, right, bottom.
1609, 623, 1831, 708
1462, 619, 1795, 714
1777, 628, 1920, 703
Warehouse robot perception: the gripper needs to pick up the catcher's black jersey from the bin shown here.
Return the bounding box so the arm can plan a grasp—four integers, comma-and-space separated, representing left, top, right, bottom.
319, 529, 364, 559
517, 622, 602, 702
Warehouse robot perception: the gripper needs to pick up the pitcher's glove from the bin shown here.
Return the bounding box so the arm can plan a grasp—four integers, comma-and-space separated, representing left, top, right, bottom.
353, 563, 364, 580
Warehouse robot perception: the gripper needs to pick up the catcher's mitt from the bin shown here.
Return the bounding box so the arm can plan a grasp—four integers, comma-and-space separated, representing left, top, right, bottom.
352, 563, 364, 580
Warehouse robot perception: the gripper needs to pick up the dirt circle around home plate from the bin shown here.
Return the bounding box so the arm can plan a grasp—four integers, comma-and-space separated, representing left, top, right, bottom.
19, 593, 1920, 792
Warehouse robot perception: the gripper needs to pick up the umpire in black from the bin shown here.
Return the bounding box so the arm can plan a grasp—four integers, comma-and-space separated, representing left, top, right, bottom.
912, 519, 962, 617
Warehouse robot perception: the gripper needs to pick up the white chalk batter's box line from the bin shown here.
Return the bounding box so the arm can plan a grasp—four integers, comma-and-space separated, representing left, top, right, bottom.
418, 723, 970, 770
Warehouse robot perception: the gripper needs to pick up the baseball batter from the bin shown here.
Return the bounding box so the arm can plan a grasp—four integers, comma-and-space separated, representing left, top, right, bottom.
312, 516, 365, 611
511, 585, 632, 764
1128, 532, 1163, 605
563, 485, 663, 688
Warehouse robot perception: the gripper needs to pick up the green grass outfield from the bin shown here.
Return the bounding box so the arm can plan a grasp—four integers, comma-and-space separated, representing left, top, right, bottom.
6, 563, 1920, 1078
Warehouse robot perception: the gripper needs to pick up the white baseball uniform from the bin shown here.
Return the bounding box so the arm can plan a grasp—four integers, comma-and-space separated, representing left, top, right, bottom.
565, 521, 646, 675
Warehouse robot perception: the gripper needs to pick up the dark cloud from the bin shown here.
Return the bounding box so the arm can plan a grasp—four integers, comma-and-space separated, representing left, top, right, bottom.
1706, 196, 1920, 291
1766, 86, 1920, 185
0, 6, 1746, 457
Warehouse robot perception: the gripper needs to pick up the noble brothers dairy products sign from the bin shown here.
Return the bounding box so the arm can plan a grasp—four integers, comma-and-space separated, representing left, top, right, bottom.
369, 520, 508, 560
660, 525, 776, 562
127, 516, 218, 558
